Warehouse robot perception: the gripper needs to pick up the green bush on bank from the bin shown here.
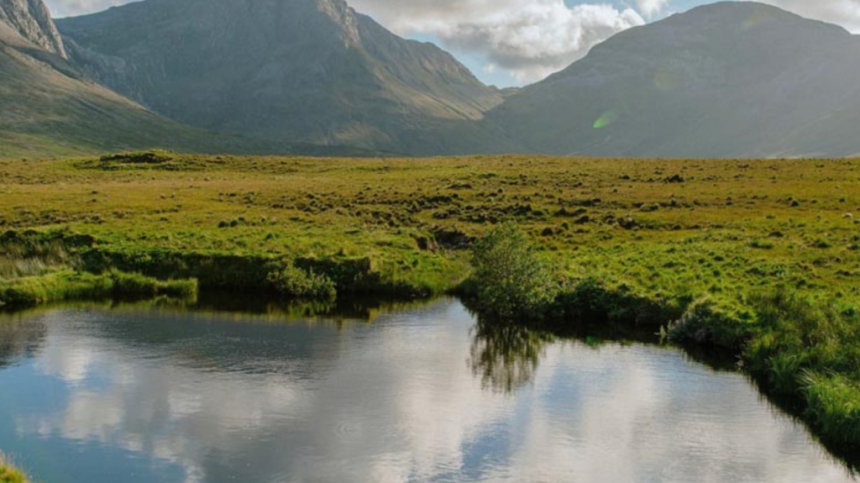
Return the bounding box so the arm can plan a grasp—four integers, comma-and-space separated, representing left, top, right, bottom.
469, 223, 559, 321
267, 263, 336, 300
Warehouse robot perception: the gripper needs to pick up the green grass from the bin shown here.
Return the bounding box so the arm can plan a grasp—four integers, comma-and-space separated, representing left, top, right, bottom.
1, 152, 860, 451
0, 270, 198, 309
1, 152, 857, 310
466, 229, 860, 452
2, 153, 858, 301
0, 454, 29, 483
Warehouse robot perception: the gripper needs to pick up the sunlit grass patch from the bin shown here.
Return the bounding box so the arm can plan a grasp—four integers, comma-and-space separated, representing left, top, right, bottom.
0, 453, 29, 483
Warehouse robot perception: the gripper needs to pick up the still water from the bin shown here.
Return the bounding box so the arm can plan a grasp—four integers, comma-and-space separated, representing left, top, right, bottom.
0, 298, 855, 483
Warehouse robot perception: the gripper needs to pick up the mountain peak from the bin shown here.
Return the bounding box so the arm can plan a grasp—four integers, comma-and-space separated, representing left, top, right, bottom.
57, 0, 503, 154
487, 0, 860, 158
661, 1, 850, 34
0, 0, 65, 57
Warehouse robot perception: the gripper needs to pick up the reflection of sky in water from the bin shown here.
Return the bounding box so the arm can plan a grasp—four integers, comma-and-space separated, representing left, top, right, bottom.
0, 300, 855, 483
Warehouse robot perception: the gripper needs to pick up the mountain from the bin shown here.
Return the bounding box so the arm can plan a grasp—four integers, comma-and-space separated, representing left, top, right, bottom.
0, 0, 229, 157
484, 2, 860, 158
0, 0, 377, 159
56, 0, 506, 155
10, 0, 860, 159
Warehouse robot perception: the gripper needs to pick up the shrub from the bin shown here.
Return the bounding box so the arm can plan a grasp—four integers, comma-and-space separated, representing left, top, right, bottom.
268, 263, 336, 300
470, 223, 558, 321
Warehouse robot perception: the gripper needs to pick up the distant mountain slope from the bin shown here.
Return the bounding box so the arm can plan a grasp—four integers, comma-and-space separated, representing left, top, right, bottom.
57, 0, 506, 155
12, 0, 860, 159
485, 2, 860, 158
0, 0, 371, 159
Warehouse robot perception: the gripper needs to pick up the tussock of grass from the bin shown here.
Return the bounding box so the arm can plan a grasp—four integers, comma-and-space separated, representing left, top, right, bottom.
0, 454, 29, 483
802, 372, 860, 445
111, 270, 199, 299
0, 271, 113, 307
268, 264, 336, 300
0, 270, 198, 309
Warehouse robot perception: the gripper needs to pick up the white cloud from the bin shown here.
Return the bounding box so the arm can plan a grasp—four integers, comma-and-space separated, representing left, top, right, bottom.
761, 0, 860, 33
351, 0, 645, 83
41, 0, 860, 82
46, 0, 124, 18
636, 0, 671, 18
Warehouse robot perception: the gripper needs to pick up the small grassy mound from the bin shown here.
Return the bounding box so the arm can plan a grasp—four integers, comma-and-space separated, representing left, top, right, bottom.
0, 454, 29, 483
99, 150, 174, 165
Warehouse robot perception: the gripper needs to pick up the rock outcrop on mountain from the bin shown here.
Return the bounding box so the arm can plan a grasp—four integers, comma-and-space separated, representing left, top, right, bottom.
0, 0, 65, 57
0, 0, 327, 158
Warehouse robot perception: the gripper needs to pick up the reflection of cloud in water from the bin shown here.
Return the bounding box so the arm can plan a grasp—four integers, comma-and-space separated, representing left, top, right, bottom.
6, 300, 857, 483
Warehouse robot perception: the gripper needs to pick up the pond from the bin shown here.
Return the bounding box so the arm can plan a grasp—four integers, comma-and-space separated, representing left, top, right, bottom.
0, 298, 855, 483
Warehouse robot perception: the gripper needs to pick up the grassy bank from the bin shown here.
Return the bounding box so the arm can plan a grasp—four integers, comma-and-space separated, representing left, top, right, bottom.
1, 151, 859, 452
0, 269, 198, 309
0, 454, 28, 483
467, 223, 860, 456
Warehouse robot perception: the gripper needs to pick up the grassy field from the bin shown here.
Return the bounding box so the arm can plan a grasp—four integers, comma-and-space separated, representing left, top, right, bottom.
1, 151, 859, 452
2, 152, 858, 298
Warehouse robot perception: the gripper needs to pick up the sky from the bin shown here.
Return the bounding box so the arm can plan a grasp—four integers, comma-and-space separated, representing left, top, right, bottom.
45, 0, 860, 87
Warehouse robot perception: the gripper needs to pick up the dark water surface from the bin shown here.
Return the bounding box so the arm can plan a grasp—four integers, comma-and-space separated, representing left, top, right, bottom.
0, 298, 855, 483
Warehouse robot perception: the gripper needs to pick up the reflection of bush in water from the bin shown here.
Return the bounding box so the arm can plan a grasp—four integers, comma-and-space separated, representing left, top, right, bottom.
470, 319, 553, 394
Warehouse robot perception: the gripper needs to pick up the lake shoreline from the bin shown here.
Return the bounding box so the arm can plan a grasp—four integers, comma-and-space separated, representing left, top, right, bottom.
1, 262, 858, 470
2, 154, 859, 474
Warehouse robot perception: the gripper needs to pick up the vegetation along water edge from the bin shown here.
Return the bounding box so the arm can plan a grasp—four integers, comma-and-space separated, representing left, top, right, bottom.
0, 453, 30, 483
1, 151, 859, 457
